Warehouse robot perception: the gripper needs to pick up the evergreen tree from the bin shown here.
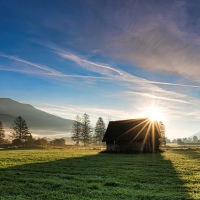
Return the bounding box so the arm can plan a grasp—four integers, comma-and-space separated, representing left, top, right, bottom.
71, 115, 82, 145
0, 121, 5, 141
94, 117, 106, 144
81, 113, 92, 146
158, 121, 166, 145
10, 116, 31, 139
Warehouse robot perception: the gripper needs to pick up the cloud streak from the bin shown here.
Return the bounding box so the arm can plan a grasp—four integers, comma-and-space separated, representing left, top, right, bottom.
2, 50, 200, 90
57, 52, 123, 76
0, 52, 113, 80
121, 91, 190, 104
0, 53, 63, 76
46, 46, 200, 90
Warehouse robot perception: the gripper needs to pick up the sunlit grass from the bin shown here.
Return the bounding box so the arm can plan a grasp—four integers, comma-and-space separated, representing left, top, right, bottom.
0, 148, 199, 199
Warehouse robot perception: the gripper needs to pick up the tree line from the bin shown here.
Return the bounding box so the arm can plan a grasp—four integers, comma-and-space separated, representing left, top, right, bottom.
160, 136, 200, 144
0, 114, 167, 148
71, 113, 106, 146
0, 116, 66, 147
0, 113, 107, 147
174, 136, 199, 144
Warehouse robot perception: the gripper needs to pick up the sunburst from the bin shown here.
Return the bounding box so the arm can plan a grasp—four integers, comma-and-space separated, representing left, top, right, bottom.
122, 118, 161, 153
145, 105, 165, 122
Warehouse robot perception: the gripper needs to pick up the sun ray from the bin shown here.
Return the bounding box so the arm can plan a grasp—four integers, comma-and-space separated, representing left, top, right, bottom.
140, 121, 152, 152
151, 120, 155, 153
154, 120, 162, 138
125, 120, 150, 151
116, 118, 149, 140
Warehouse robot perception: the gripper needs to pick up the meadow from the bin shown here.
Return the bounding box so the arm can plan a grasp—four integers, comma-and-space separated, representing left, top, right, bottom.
0, 148, 199, 200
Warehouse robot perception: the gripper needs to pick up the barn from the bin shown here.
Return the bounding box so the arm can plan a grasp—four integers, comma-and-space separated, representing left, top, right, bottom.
102, 118, 161, 153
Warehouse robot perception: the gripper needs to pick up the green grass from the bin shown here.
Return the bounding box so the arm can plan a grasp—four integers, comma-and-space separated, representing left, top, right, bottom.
0, 148, 199, 199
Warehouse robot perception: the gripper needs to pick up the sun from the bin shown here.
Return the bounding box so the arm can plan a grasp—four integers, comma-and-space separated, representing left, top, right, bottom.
145, 106, 164, 122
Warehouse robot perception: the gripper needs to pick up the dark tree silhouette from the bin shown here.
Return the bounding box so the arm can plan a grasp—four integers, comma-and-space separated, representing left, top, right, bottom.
10, 116, 32, 139
94, 117, 106, 144
81, 113, 92, 146
71, 115, 82, 145
0, 121, 5, 142
158, 121, 166, 145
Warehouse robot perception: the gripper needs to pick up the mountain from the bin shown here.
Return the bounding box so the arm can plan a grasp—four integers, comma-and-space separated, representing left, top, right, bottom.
0, 98, 73, 137
0, 113, 15, 127
190, 131, 200, 139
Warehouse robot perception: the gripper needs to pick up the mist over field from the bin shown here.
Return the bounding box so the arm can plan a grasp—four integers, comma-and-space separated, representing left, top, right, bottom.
0, 98, 73, 138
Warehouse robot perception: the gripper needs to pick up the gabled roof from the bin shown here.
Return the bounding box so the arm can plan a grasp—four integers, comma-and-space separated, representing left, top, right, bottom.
102, 118, 161, 142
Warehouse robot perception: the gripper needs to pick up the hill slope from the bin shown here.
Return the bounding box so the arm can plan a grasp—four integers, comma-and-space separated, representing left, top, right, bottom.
190, 131, 200, 139
0, 98, 73, 137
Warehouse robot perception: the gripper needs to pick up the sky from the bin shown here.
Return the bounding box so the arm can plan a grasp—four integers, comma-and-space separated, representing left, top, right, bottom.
1, 0, 200, 139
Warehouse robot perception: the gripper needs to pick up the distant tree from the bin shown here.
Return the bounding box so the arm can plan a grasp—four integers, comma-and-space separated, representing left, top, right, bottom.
177, 138, 183, 144
158, 121, 166, 145
166, 138, 171, 143
71, 115, 82, 145
26, 138, 36, 148
193, 136, 198, 142
10, 116, 32, 140
172, 139, 177, 143
0, 121, 5, 142
182, 138, 188, 142
81, 113, 92, 146
94, 117, 106, 144
51, 138, 65, 146
35, 138, 48, 147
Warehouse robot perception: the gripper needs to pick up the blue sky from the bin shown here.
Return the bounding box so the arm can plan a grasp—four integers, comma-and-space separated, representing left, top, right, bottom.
1, 0, 200, 139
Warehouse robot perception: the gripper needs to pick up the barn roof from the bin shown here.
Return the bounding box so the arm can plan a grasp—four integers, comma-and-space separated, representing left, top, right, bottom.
102, 118, 161, 142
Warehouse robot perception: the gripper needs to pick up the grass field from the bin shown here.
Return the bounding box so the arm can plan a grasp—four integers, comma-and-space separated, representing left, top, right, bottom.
0, 148, 200, 200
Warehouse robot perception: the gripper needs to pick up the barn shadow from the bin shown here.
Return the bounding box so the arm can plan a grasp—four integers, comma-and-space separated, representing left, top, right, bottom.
0, 149, 191, 199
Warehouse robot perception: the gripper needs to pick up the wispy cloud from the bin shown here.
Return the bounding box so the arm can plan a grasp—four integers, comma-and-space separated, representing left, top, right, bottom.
0, 53, 63, 76
98, 1, 200, 83
2, 50, 200, 91
56, 52, 123, 76
121, 91, 190, 104
41, 1, 200, 83
140, 80, 200, 88
44, 45, 200, 92
0, 52, 113, 81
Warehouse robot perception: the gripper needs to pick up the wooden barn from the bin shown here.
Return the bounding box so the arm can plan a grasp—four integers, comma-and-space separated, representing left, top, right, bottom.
102, 118, 161, 153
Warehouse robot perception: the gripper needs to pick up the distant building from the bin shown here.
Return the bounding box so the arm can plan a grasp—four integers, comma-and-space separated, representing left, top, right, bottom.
102, 118, 161, 153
